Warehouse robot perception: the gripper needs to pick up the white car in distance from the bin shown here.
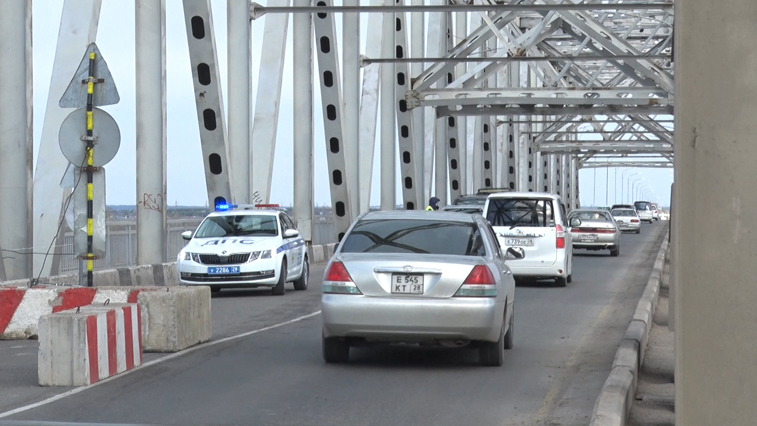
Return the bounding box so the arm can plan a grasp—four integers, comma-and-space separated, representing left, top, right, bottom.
177, 204, 309, 295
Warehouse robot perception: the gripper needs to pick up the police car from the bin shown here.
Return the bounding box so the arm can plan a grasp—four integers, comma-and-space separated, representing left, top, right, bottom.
177, 204, 308, 295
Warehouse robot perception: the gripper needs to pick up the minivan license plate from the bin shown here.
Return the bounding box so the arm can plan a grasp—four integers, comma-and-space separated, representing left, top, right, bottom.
391, 274, 424, 294
208, 266, 240, 275
505, 238, 534, 247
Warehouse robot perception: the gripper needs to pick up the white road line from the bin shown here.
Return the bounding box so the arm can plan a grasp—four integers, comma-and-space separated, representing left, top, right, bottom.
0, 310, 322, 419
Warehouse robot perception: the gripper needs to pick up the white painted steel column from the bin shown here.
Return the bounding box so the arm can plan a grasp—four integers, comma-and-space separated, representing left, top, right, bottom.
380, 7, 395, 210
676, 1, 757, 423
472, 117, 483, 190
227, 0, 251, 204
293, 0, 313, 241
424, 0, 444, 201
32, 0, 101, 278
455, 10, 467, 194
358, 3, 383, 214
251, 0, 289, 203
570, 156, 579, 210
342, 0, 360, 217
0, 0, 31, 279
514, 64, 529, 192
136, 0, 167, 264
410, 0, 425, 204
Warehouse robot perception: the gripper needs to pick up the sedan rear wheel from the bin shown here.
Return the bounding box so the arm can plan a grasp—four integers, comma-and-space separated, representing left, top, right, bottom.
504, 306, 514, 350
322, 335, 350, 363
610, 246, 620, 257
480, 316, 506, 366
636, 229, 641, 234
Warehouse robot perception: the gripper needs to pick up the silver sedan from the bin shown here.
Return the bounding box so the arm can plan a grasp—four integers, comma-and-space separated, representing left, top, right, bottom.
567, 209, 622, 256
611, 208, 641, 234
321, 211, 520, 366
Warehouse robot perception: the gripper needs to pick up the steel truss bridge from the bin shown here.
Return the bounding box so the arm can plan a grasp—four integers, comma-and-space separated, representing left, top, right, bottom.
0, 0, 673, 280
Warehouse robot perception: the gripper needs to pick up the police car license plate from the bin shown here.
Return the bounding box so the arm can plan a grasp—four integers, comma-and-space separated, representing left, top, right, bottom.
208, 266, 240, 275
391, 274, 424, 294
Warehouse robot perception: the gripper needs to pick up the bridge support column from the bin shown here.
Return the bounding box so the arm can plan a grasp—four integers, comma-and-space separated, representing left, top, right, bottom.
227, 0, 251, 204
379, 6, 395, 210
136, 0, 167, 264
675, 1, 757, 424
293, 0, 313, 241
0, 0, 32, 279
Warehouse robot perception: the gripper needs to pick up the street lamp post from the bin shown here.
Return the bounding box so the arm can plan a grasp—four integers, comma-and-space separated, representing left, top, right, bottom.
630, 177, 642, 203
621, 170, 637, 204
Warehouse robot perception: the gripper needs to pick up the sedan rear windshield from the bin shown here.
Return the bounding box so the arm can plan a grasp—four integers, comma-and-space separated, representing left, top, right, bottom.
195, 215, 279, 238
485, 198, 555, 227
570, 211, 612, 222
612, 209, 637, 217
340, 220, 486, 256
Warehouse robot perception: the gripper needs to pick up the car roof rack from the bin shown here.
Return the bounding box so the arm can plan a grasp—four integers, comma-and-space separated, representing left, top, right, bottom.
475, 187, 510, 195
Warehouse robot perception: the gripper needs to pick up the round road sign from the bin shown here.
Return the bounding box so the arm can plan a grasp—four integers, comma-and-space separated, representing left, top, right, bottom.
59, 107, 121, 167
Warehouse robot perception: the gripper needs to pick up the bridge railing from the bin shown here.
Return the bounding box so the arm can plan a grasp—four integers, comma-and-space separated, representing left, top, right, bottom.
56, 217, 337, 274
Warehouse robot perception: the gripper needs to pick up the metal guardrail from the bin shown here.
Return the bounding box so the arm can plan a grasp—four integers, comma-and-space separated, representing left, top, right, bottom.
57, 217, 337, 274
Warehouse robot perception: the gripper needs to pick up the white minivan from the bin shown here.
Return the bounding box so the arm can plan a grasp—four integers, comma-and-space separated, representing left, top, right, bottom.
483, 192, 575, 286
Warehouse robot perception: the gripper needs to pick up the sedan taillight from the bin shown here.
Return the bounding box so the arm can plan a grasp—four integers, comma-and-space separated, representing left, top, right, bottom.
323, 261, 361, 294
455, 265, 497, 297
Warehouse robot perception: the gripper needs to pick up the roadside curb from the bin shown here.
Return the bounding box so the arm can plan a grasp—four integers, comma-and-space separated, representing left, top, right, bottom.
589, 226, 669, 426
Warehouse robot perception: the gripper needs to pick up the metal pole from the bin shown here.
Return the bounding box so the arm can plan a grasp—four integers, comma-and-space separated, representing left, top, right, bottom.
605, 160, 609, 206
83, 51, 97, 286
293, 0, 313, 241
593, 168, 596, 207
227, 0, 251, 204
343, 0, 360, 217
380, 6, 395, 210
614, 167, 618, 204
0, 0, 31, 279
136, 0, 167, 265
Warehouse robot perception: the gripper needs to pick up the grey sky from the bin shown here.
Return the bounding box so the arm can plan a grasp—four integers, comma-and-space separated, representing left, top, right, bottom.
32, 1, 673, 208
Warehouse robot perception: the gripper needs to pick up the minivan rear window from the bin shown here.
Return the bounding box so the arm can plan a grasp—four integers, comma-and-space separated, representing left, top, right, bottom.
486, 198, 555, 227
634, 201, 650, 211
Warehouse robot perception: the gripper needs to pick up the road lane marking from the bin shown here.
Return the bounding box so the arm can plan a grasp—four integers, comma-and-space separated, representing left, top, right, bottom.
0, 310, 322, 419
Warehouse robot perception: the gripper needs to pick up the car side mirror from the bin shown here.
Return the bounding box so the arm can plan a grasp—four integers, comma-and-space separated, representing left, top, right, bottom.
284, 229, 300, 239
569, 218, 582, 227
181, 230, 193, 241
504, 247, 525, 260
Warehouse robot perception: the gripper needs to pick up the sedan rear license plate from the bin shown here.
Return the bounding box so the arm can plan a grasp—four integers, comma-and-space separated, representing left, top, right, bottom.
208, 266, 240, 275
578, 234, 598, 241
505, 238, 534, 247
391, 274, 424, 294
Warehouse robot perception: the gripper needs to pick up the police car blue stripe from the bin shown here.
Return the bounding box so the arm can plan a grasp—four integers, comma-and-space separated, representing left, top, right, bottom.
276, 238, 305, 254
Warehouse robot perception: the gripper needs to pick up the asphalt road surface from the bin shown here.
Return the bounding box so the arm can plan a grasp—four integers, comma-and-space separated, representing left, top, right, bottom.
1, 221, 667, 426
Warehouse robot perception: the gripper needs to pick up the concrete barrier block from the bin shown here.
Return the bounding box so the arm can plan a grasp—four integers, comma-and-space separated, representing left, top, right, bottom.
311, 246, 325, 263
138, 286, 211, 352
94, 269, 121, 287
624, 320, 648, 365
38, 303, 142, 386
613, 339, 640, 390
326, 243, 336, 258
590, 366, 635, 426
117, 265, 156, 287
633, 298, 653, 326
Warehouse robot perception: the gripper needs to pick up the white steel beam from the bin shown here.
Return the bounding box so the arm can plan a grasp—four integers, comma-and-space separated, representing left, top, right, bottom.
410, 0, 425, 204
251, 0, 289, 203
380, 7, 396, 210
0, 0, 32, 279
227, 0, 251, 204
293, 0, 313, 241
182, 0, 233, 209
342, 0, 360, 217
33, 0, 102, 278
357, 2, 382, 214
412, 88, 671, 108
313, 0, 354, 238
136, 0, 167, 264
393, 4, 420, 209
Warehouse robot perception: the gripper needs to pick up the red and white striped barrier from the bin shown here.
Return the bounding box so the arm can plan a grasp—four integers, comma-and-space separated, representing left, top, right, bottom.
0, 287, 155, 339
38, 303, 142, 386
